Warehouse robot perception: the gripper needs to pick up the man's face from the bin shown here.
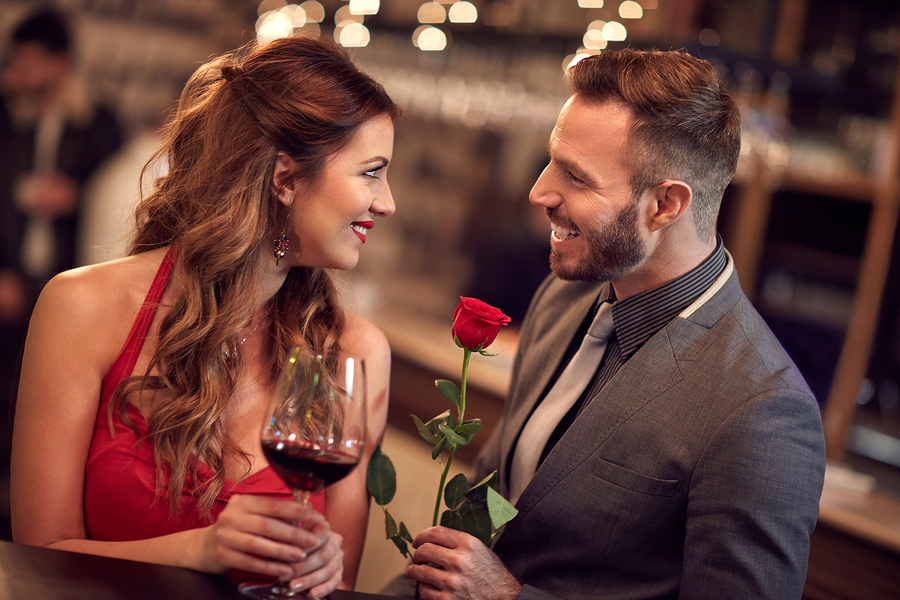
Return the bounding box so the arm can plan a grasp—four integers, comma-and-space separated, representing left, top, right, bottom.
2, 42, 69, 97
529, 96, 648, 283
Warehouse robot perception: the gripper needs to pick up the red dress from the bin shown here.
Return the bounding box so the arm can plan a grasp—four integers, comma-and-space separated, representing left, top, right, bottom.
84, 245, 324, 542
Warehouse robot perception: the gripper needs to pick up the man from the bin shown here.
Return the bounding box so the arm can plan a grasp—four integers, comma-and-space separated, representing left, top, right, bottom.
406, 49, 826, 600
0, 7, 122, 532
0, 8, 122, 353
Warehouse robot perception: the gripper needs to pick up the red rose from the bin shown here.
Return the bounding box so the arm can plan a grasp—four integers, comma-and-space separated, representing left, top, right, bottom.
451, 297, 512, 351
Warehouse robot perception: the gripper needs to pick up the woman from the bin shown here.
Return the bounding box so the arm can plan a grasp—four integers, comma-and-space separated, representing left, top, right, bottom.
10, 35, 399, 597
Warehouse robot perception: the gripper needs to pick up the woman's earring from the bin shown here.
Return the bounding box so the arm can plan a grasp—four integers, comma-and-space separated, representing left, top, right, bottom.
274, 227, 289, 266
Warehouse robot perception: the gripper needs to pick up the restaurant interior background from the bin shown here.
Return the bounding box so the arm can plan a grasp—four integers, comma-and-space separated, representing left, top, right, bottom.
1, 0, 900, 597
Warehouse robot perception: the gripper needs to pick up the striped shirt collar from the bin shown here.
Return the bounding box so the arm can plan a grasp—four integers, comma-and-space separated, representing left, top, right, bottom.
598, 235, 727, 359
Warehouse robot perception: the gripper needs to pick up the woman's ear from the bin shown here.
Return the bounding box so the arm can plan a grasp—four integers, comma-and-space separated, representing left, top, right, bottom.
273, 152, 297, 207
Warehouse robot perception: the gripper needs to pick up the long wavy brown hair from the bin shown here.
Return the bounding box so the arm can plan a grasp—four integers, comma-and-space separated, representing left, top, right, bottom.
114, 35, 400, 518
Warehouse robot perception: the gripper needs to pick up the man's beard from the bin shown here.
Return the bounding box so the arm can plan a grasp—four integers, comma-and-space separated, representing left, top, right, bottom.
548, 199, 646, 282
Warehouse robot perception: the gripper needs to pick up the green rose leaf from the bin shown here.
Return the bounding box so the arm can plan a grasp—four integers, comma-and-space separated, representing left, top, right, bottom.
438, 423, 469, 447
487, 486, 518, 529
459, 500, 492, 546
398, 521, 412, 543
455, 418, 483, 444
431, 435, 447, 460
435, 379, 461, 410
464, 471, 497, 502
444, 473, 469, 510
384, 510, 398, 538
412, 414, 439, 444
366, 445, 396, 506
440, 509, 462, 530
390, 535, 410, 558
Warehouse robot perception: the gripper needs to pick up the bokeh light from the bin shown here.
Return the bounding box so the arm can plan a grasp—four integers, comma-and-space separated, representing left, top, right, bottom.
418, 2, 447, 24
258, 0, 287, 17
618, 1, 643, 19
602, 21, 627, 41
335, 5, 364, 24
337, 22, 371, 47
349, 0, 380, 16
299, 1, 325, 22
448, 1, 478, 23
417, 26, 448, 51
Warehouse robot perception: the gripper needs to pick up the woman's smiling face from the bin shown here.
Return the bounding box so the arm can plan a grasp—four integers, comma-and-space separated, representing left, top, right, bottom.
283, 113, 396, 271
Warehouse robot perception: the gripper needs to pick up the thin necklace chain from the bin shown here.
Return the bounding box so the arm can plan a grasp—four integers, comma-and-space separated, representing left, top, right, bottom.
223, 318, 264, 362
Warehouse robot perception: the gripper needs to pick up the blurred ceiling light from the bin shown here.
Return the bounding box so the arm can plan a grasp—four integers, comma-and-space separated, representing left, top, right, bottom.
349, 0, 379, 16
300, 22, 322, 36
564, 52, 593, 70
448, 1, 478, 23
257, 10, 293, 44
418, 2, 447, 23
300, 1, 325, 22
417, 26, 448, 51
587, 19, 606, 31
279, 4, 307, 27
412, 25, 429, 47
337, 21, 371, 47
698, 28, 720, 46
582, 28, 607, 49
258, 0, 287, 17
578, 0, 604, 7
335, 5, 363, 24
602, 21, 627, 41
619, 1, 642, 18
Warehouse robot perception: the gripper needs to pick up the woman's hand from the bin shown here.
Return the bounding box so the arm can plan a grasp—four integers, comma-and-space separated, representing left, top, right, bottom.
201, 494, 340, 588
285, 517, 344, 597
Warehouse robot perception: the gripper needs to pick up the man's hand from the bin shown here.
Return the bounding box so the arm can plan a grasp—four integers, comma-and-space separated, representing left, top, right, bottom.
407, 527, 522, 600
15, 172, 79, 218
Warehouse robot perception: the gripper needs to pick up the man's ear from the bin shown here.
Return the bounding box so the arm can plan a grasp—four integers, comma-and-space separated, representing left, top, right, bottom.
272, 152, 297, 207
648, 180, 692, 232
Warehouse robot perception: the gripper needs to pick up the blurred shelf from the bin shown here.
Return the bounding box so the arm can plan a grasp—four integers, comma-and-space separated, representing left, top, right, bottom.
781, 169, 876, 203
762, 242, 861, 285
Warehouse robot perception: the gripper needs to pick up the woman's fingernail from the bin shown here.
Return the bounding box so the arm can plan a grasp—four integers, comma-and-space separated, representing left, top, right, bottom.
291, 549, 307, 561
291, 581, 305, 591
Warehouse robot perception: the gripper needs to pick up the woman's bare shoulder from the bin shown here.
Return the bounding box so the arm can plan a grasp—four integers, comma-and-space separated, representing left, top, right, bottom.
340, 311, 390, 360
33, 249, 171, 351
43, 250, 165, 309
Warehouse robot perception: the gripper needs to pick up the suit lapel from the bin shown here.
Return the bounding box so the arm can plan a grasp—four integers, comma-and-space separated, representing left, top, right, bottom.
508, 261, 742, 516
498, 281, 602, 490
512, 327, 683, 514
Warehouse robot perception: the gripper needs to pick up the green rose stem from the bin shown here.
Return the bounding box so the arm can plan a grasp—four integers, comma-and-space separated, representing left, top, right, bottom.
432, 346, 472, 527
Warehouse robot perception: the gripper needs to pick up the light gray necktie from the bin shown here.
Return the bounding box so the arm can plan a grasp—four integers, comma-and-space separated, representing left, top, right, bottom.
509, 300, 615, 504
21, 110, 64, 278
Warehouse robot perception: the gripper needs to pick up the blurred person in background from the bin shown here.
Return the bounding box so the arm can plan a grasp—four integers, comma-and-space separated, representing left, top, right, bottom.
0, 6, 122, 539
0, 6, 122, 404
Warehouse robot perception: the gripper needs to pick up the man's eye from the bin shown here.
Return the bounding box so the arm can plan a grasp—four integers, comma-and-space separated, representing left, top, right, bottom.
566, 171, 585, 185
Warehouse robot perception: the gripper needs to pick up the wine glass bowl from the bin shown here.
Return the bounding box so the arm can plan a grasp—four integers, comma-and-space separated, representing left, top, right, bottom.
240, 347, 367, 599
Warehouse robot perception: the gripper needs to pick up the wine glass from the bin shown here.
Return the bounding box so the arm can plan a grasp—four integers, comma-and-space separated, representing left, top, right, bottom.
239, 347, 367, 599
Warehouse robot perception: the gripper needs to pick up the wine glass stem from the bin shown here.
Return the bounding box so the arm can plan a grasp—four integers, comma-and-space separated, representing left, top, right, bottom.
293, 490, 311, 506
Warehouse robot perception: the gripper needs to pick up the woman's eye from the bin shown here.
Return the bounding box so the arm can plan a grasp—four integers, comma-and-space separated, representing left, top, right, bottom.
364, 166, 384, 178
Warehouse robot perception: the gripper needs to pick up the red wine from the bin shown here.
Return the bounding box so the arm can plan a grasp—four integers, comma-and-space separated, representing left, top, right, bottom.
262, 439, 360, 493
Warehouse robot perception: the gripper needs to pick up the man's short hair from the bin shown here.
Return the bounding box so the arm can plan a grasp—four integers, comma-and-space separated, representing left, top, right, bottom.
565, 49, 741, 237
12, 8, 71, 55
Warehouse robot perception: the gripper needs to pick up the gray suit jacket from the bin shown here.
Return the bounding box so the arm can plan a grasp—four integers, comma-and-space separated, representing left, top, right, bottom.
477, 257, 826, 600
